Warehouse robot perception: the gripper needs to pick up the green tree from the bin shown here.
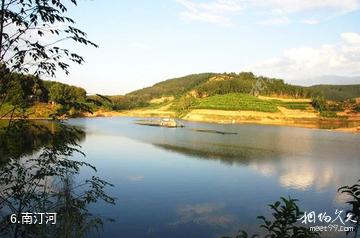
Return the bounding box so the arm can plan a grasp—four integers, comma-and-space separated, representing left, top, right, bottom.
49, 83, 67, 103
48, 82, 86, 104
0, 0, 97, 77
48, 82, 91, 117
0, 0, 97, 121
223, 197, 320, 238
0, 3, 115, 237
311, 95, 327, 112
71, 86, 86, 102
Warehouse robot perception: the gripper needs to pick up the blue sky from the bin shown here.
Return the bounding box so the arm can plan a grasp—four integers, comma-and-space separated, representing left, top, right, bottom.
55, 0, 360, 95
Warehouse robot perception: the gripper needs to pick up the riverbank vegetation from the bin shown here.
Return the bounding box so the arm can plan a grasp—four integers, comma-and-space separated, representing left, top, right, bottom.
0, 71, 92, 118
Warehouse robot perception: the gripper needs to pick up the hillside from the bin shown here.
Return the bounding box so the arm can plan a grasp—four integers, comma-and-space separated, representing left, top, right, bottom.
109, 72, 360, 111
128, 73, 216, 98
308, 84, 360, 101
129, 73, 360, 101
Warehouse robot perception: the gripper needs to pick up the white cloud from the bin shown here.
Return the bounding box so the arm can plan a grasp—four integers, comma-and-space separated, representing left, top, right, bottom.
247, 32, 360, 82
252, 0, 360, 14
176, 0, 360, 26
176, 0, 243, 26
341, 32, 360, 44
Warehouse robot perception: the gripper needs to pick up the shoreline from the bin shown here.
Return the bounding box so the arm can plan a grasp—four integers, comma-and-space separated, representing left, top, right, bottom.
2, 109, 359, 133
82, 109, 360, 134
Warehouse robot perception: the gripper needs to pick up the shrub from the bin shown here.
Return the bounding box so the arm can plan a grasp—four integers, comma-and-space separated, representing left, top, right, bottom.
353, 104, 360, 112
223, 197, 320, 238
311, 96, 327, 112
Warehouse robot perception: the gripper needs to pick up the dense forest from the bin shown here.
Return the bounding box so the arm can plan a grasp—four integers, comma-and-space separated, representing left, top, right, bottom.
0, 72, 89, 118
1, 72, 86, 105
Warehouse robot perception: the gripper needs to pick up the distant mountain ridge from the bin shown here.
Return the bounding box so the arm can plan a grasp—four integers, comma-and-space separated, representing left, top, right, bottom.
307, 75, 360, 86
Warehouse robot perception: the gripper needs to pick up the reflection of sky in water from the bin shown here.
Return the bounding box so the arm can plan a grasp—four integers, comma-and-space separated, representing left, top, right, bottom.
171, 203, 236, 227
68, 117, 360, 238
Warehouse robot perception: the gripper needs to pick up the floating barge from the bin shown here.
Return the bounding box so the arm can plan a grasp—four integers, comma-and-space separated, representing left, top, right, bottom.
192, 129, 237, 135
135, 118, 184, 128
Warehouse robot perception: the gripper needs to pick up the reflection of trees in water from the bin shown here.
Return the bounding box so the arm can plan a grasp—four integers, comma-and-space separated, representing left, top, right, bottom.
0, 121, 85, 163
0, 120, 115, 238
154, 141, 360, 194
153, 143, 279, 166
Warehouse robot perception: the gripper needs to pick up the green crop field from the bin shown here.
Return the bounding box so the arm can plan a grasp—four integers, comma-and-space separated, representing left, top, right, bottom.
193, 93, 279, 112
192, 93, 311, 113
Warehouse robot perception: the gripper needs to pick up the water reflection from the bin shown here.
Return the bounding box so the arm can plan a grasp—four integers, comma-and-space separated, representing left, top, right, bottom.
249, 154, 360, 192
0, 120, 114, 238
153, 143, 278, 165
0, 121, 75, 163
152, 141, 359, 193
171, 203, 236, 227
69, 117, 360, 193
127, 175, 145, 182
65, 118, 360, 238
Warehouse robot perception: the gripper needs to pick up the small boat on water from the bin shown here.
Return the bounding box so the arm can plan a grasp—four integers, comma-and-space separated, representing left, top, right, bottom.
135, 118, 184, 128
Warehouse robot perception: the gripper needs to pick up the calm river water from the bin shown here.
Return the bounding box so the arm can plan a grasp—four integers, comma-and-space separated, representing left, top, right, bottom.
67, 117, 360, 238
